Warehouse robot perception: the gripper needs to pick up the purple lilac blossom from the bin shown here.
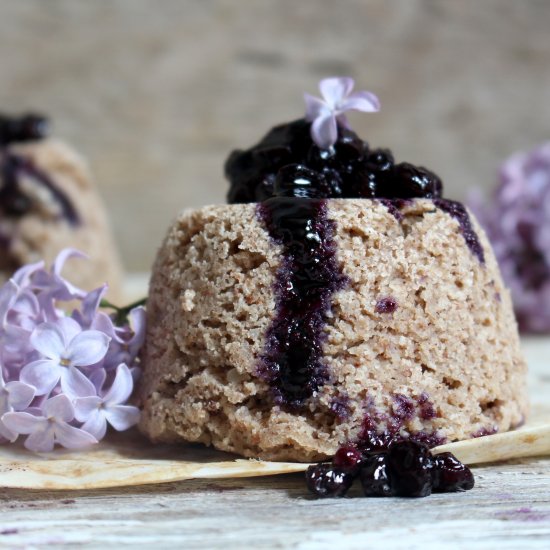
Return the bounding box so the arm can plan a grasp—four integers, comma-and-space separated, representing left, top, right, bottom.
304, 77, 380, 150
0, 249, 145, 451
468, 142, 550, 333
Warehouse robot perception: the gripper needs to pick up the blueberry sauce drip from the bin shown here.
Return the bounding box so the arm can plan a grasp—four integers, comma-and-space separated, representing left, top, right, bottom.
434, 199, 485, 263
0, 153, 80, 226
306, 440, 475, 499
377, 198, 409, 221
257, 165, 348, 407
0, 113, 50, 145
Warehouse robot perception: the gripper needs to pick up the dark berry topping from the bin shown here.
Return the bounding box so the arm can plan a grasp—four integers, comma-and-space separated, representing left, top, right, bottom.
226, 119, 484, 263
360, 453, 393, 497
305, 463, 354, 498
332, 445, 363, 474
272, 164, 329, 199
0, 153, 79, 225
387, 440, 434, 497
386, 163, 442, 199
365, 148, 394, 172
432, 452, 475, 492
375, 296, 398, 314
257, 191, 347, 407
225, 118, 445, 204
433, 199, 485, 263
0, 113, 50, 145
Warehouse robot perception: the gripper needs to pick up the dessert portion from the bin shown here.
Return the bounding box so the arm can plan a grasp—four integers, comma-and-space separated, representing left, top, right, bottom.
138, 78, 528, 462
0, 113, 123, 297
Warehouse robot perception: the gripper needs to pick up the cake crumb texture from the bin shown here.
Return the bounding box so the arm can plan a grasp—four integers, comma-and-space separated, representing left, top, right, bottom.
138, 199, 528, 461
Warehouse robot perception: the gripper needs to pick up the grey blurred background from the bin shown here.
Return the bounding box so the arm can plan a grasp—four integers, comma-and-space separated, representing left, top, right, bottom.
1, 0, 549, 271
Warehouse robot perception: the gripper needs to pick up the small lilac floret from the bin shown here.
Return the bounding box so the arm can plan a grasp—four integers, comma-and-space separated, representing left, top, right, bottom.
0, 249, 145, 452
304, 77, 380, 150
2, 394, 97, 452
21, 318, 110, 396
69, 363, 140, 440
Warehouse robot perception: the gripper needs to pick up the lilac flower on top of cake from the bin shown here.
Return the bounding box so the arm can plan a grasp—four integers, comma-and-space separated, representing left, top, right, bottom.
138, 77, 528, 471
469, 143, 550, 333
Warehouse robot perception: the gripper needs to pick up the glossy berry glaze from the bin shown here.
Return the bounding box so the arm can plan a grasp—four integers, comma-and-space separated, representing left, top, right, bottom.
0, 113, 80, 226
306, 440, 474, 499
226, 119, 444, 203
257, 166, 348, 406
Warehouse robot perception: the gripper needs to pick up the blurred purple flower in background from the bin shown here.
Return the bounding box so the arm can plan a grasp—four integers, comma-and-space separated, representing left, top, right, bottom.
469, 143, 550, 333
0, 249, 145, 452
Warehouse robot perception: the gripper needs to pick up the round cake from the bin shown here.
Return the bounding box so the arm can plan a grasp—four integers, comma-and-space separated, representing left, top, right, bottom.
138, 81, 528, 462
0, 113, 124, 298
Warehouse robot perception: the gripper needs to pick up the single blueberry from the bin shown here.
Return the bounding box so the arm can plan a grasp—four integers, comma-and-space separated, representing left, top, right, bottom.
360, 453, 394, 497
305, 463, 354, 498
332, 445, 364, 474
432, 452, 475, 492
387, 440, 434, 497
392, 163, 443, 199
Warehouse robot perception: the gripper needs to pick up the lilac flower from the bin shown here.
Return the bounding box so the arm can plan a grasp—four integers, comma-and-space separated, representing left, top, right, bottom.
72, 285, 108, 329
0, 248, 145, 452
0, 368, 35, 442
65, 363, 140, 440
93, 307, 146, 369
0, 281, 36, 362
31, 248, 87, 302
468, 142, 550, 333
21, 318, 110, 396
2, 394, 97, 452
304, 77, 380, 150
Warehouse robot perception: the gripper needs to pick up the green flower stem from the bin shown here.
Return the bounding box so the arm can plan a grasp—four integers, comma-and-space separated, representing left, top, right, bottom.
100, 297, 147, 325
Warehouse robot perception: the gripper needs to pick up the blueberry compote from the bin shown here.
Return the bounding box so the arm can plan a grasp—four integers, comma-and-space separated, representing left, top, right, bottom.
225, 118, 484, 261
257, 165, 348, 406
433, 199, 485, 263
0, 113, 79, 226
0, 113, 49, 145
226, 119, 443, 203
306, 440, 474, 499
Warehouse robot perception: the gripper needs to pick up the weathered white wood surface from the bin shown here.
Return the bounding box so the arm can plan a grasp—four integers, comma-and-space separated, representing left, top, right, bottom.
1, 338, 549, 549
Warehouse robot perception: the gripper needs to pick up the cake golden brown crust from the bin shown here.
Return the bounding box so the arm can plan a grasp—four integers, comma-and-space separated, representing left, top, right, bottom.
138, 199, 528, 462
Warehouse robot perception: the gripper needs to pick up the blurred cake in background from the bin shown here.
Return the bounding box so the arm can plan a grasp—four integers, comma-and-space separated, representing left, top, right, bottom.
0, 113, 124, 298
469, 143, 550, 333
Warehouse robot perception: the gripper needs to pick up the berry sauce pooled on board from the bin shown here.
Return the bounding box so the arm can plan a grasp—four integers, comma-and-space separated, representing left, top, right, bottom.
224, 78, 477, 497
306, 440, 474, 499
